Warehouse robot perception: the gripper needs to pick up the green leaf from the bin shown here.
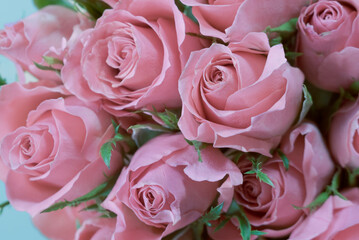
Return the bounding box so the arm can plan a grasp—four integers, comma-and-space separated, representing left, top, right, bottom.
199, 202, 224, 227
43, 56, 64, 66
277, 149, 289, 171
251, 230, 267, 236
100, 141, 115, 169
266, 18, 298, 35
42, 176, 116, 213
175, 0, 198, 24
33, 0, 74, 9
74, 0, 111, 20
0, 75, 7, 86
294, 189, 331, 210
256, 170, 275, 188
244, 170, 256, 175
162, 226, 191, 240
330, 168, 341, 190
227, 202, 251, 240
348, 80, 359, 95
0, 201, 10, 215
296, 84, 313, 125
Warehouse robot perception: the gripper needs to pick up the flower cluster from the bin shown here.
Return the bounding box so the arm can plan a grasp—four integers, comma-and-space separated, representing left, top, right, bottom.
1, 0, 359, 239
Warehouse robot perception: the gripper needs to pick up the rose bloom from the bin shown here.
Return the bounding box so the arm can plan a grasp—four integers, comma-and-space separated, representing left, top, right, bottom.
0, 81, 66, 181
62, 0, 203, 118
102, 133, 242, 240
290, 188, 359, 240
329, 98, 359, 168
0, 6, 92, 82
178, 32, 304, 156
208, 122, 335, 238
0, 83, 122, 216
297, 0, 359, 92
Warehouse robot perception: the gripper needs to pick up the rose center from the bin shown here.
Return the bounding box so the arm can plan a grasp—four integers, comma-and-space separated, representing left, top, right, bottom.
20, 135, 35, 158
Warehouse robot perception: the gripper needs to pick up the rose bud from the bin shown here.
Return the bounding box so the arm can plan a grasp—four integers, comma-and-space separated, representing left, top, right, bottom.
102, 133, 242, 240
297, 0, 359, 92
178, 32, 304, 156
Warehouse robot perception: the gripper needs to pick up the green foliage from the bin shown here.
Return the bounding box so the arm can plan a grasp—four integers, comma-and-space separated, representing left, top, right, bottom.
100, 120, 136, 168
33, 62, 61, 75
33, 0, 74, 10
33, 0, 110, 20
199, 202, 224, 227
129, 124, 170, 147
42, 174, 117, 213
215, 201, 267, 240
265, 18, 301, 65
0, 201, 10, 215
175, 0, 198, 24
74, 0, 111, 20
185, 139, 207, 162
347, 167, 359, 187
42, 56, 64, 66
136, 107, 180, 131
0, 75, 7, 86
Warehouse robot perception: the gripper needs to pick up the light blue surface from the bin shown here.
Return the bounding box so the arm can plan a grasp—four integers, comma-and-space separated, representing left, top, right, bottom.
0, 1, 48, 240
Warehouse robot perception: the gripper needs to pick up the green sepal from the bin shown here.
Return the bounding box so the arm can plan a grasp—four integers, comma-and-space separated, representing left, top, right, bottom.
227, 201, 251, 240
42, 56, 64, 66
277, 149, 290, 171
100, 141, 116, 169
33, 62, 61, 75
129, 124, 171, 147
251, 230, 267, 236
198, 202, 224, 227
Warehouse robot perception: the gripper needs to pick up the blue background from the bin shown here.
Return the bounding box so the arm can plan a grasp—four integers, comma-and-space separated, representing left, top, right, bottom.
0, 1, 48, 239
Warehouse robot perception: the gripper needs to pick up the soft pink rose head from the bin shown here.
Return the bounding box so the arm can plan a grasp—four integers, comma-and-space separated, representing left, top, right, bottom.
0, 81, 68, 181
218, 122, 335, 238
62, 0, 204, 117
290, 188, 359, 240
329, 98, 359, 168
178, 32, 304, 156
181, 0, 244, 40
297, 0, 359, 92
0, 96, 122, 216
0, 6, 92, 82
103, 133, 242, 240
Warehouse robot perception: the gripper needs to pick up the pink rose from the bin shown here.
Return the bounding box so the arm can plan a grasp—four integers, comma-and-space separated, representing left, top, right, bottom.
62, 0, 204, 118
178, 32, 304, 156
0, 81, 67, 181
0, 93, 122, 215
210, 122, 334, 238
297, 0, 359, 92
290, 188, 359, 240
0, 6, 92, 82
181, 0, 244, 40
103, 134, 242, 240
329, 98, 359, 168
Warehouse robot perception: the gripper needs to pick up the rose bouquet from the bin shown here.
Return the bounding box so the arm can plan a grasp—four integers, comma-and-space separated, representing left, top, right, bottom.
1, 0, 359, 239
